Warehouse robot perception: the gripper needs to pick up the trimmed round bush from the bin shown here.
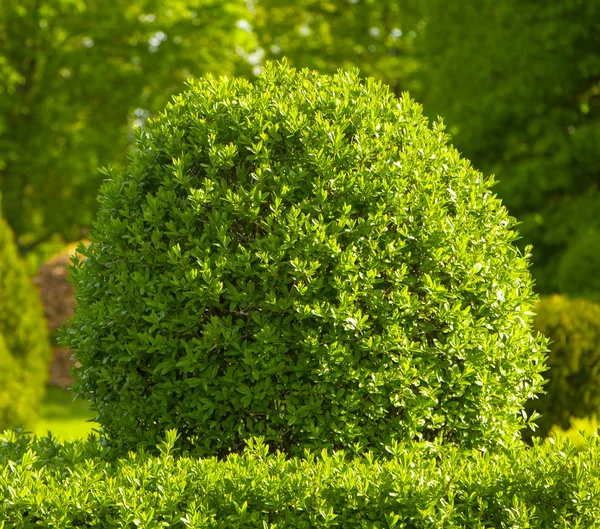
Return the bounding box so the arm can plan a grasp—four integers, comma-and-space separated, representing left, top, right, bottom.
0, 213, 51, 430
528, 295, 600, 436
65, 61, 546, 457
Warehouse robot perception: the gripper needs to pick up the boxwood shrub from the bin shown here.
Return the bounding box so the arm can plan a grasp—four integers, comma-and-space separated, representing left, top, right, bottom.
63, 61, 546, 457
0, 212, 51, 430
0, 431, 599, 528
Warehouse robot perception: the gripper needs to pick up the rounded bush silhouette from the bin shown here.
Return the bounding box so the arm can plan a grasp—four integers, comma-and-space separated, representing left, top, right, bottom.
65, 62, 546, 457
0, 213, 51, 430
528, 295, 600, 437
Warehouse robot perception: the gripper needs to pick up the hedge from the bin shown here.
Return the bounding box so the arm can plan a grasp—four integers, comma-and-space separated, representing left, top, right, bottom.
1, 431, 599, 528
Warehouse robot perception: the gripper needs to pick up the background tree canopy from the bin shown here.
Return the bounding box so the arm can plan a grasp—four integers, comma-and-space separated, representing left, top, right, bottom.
0, 0, 253, 252
410, 0, 600, 295
252, 0, 420, 93
1, 0, 599, 302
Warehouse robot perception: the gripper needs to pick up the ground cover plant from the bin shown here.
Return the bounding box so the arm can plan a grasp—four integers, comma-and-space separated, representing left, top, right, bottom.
63, 61, 546, 458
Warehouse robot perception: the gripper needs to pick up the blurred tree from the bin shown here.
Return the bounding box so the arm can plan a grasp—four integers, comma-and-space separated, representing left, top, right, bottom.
411, 0, 600, 294
0, 206, 51, 430
252, 0, 421, 95
0, 0, 253, 253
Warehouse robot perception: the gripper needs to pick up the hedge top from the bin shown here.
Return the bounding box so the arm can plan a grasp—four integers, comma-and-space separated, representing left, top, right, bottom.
64, 61, 546, 457
2, 430, 600, 528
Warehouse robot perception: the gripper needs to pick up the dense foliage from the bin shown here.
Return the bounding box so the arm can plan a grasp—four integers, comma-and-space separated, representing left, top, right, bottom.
0, 212, 51, 430
0, 0, 421, 257
64, 62, 546, 457
1, 431, 599, 528
412, 0, 600, 294
529, 295, 600, 436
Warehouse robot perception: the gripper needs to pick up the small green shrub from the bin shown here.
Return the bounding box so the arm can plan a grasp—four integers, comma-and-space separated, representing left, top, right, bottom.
64, 61, 546, 457
528, 295, 600, 436
1, 432, 600, 527
556, 229, 600, 302
0, 212, 51, 430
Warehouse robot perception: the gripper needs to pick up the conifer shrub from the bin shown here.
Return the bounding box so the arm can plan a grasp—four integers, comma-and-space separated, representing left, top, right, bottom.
528, 295, 600, 436
64, 61, 546, 457
0, 213, 51, 430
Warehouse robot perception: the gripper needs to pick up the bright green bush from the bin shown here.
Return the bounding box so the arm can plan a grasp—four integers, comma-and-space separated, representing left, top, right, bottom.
0, 213, 51, 430
528, 295, 600, 437
64, 61, 546, 457
1, 431, 600, 527
549, 415, 600, 452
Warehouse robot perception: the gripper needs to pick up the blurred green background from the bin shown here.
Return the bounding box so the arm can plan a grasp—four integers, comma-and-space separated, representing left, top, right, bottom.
1, 0, 599, 442
33, 387, 95, 440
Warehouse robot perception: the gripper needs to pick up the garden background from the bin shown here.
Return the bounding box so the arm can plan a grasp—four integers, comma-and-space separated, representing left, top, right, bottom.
1, 0, 600, 444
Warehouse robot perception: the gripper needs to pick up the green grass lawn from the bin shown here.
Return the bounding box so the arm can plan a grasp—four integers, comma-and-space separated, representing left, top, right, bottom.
31, 385, 597, 449
31, 386, 98, 440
